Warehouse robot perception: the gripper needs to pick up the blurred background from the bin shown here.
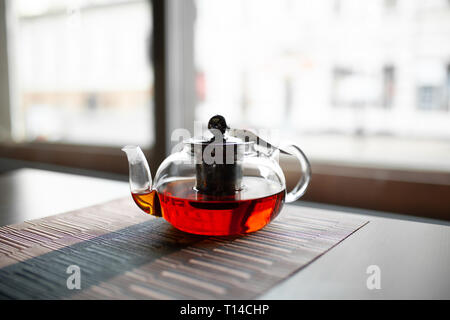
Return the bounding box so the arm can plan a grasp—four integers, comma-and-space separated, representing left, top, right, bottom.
0, 0, 449, 220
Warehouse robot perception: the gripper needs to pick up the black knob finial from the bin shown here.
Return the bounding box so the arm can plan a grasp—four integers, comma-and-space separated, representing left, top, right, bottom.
208, 115, 229, 135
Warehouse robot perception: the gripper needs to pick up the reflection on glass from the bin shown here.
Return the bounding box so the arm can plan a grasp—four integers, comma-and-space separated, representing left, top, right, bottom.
194, 0, 450, 171
11, 0, 153, 147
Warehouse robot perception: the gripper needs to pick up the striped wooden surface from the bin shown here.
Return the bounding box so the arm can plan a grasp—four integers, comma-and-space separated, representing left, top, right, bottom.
0, 197, 368, 299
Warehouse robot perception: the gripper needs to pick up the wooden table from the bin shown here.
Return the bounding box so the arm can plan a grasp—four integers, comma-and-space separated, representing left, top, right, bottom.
0, 168, 449, 299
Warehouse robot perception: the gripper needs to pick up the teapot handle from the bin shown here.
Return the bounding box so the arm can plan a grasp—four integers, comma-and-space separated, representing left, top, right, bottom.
280, 144, 311, 203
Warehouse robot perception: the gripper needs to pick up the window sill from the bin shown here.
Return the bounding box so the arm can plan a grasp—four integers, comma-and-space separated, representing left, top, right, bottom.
283, 159, 450, 221
0, 141, 156, 175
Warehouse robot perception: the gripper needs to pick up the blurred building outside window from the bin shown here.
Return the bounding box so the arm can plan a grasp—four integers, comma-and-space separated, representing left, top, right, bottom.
2, 0, 450, 174
7, 0, 154, 147
193, 0, 450, 172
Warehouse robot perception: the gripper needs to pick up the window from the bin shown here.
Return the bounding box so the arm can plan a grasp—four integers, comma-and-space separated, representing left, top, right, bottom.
331, 67, 380, 109
446, 64, 450, 111
382, 65, 395, 109
7, 0, 153, 147
417, 86, 442, 110
191, 0, 450, 172
1, 0, 449, 218
384, 0, 397, 10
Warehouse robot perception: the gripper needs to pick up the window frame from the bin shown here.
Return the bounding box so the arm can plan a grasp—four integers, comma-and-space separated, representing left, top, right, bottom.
0, 0, 12, 139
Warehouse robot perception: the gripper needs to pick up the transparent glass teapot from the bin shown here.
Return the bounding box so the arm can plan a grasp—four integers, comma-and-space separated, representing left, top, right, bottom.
123, 115, 311, 236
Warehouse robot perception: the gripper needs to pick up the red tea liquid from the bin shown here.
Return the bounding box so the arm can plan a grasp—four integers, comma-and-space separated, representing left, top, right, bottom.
132, 177, 285, 236
131, 190, 162, 217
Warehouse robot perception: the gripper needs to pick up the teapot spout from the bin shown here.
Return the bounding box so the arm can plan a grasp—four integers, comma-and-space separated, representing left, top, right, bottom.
122, 145, 152, 193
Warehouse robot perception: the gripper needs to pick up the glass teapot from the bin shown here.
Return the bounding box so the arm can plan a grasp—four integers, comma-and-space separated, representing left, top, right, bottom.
122, 115, 311, 236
